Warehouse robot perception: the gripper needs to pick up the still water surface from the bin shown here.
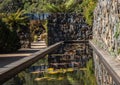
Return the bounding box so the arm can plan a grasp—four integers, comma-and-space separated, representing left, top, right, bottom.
3, 43, 97, 85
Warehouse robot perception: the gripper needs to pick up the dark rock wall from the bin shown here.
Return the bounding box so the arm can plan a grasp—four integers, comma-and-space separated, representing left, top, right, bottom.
48, 42, 93, 69
18, 27, 30, 48
47, 13, 92, 46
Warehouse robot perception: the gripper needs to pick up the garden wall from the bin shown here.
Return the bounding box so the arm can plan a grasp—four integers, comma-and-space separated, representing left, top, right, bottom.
93, 0, 120, 58
47, 13, 92, 46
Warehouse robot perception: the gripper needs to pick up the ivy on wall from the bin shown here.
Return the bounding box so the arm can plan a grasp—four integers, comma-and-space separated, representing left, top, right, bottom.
80, 0, 97, 25
114, 23, 120, 39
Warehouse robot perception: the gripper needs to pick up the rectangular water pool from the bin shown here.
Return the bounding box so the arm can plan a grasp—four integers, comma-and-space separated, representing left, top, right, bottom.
3, 42, 97, 85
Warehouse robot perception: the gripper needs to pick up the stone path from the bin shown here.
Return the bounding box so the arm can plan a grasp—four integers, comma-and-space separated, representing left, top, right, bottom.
0, 41, 47, 83
31, 41, 47, 49
0, 41, 47, 65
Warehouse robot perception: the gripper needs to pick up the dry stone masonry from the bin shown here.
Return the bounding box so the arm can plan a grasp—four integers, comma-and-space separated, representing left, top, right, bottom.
47, 13, 93, 75
93, 0, 120, 59
47, 13, 92, 46
93, 1, 120, 85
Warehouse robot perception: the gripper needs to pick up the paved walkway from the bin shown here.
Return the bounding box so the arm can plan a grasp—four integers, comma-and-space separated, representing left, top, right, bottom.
0, 49, 39, 68
0, 41, 47, 66
0, 41, 47, 83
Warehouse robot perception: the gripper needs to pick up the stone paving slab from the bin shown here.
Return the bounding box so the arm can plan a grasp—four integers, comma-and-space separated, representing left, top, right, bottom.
0, 57, 30, 74
31, 46, 47, 49
0, 57, 25, 68
0, 48, 40, 68
0, 54, 31, 57
0, 48, 40, 57
0, 41, 46, 75
0, 41, 46, 66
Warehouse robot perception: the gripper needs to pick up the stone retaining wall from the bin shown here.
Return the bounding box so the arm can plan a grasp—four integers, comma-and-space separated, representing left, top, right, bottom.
47, 13, 92, 46
93, 0, 120, 59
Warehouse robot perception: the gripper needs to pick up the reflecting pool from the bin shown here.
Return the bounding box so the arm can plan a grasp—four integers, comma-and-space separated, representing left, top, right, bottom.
3, 43, 97, 85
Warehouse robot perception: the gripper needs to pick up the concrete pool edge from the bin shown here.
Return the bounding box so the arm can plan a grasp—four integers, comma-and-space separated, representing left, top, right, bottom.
0, 41, 63, 84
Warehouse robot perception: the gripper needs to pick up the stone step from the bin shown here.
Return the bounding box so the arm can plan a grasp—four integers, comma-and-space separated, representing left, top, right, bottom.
31, 43, 46, 46
32, 41, 45, 43
31, 41, 47, 49
31, 41, 46, 44
31, 46, 47, 49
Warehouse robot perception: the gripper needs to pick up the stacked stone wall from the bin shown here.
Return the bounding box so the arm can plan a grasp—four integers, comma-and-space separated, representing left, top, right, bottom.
93, 0, 120, 58
48, 13, 92, 46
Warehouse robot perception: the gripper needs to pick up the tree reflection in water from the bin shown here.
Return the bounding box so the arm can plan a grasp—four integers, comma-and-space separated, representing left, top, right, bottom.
3, 43, 97, 85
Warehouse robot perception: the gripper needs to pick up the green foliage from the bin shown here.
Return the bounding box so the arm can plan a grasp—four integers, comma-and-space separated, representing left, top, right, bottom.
41, 20, 48, 45
21, 0, 48, 13
34, 35, 38, 42
80, 0, 97, 25
45, 0, 78, 13
0, 9, 29, 53
0, 0, 23, 13
117, 48, 120, 55
29, 20, 44, 41
2, 9, 29, 32
0, 0, 82, 13
0, 19, 21, 53
67, 59, 97, 85
41, 20, 48, 32
85, 59, 97, 85
114, 23, 120, 39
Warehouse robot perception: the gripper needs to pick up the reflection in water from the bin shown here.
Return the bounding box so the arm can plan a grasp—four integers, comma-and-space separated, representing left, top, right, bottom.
48, 43, 92, 69
3, 43, 97, 85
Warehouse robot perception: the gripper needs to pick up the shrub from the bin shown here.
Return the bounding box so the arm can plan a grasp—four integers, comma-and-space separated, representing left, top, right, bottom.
0, 19, 21, 53
30, 20, 45, 41
80, 0, 97, 25
2, 9, 30, 48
